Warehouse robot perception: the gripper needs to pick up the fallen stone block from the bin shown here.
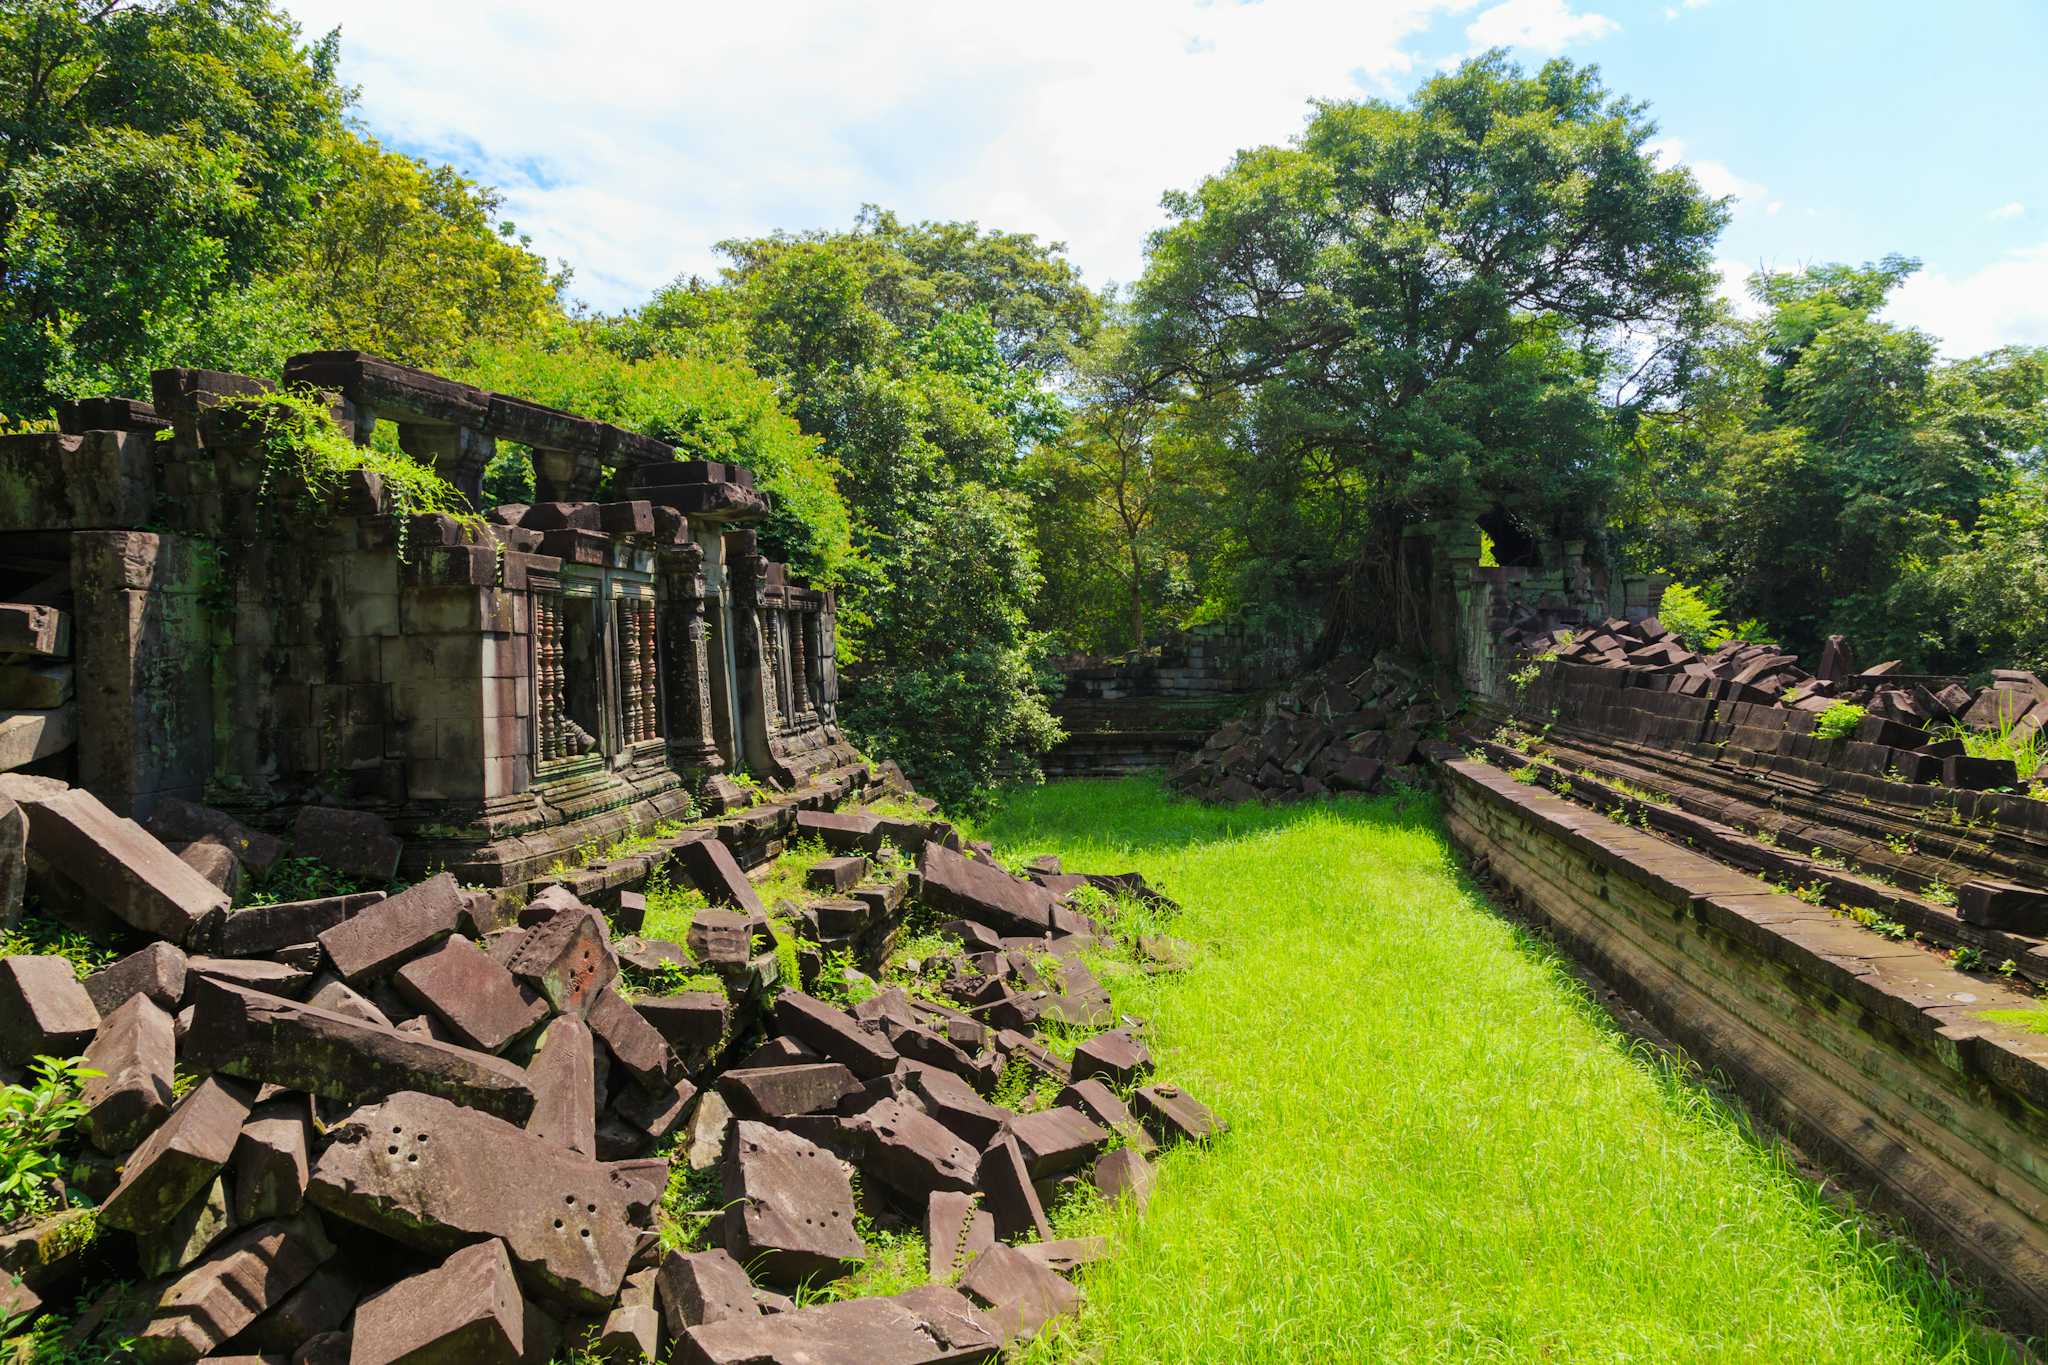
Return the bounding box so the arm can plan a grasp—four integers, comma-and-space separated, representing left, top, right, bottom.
1071, 1029, 1152, 1087
806, 855, 866, 893
172, 837, 242, 898
13, 786, 228, 942
144, 799, 283, 877
718, 1063, 862, 1119
0, 603, 67, 657
233, 1097, 313, 1222
918, 843, 1061, 938
213, 892, 382, 958
774, 990, 899, 1079
905, 1067, 1009, 1149
137, 1175, 230, 1278
614, 934, 691, 976
597, 1301, 660, 1361
0, 953, 99, 1065
925, 1190, 994, 1283
349, 1238, 527, 1365
84, 942, 187, 1015
680, 1284, 1000, 1364
1004, 1106, 1109, 1179
310, 1090, 638, 1309
289, 806, 401, 883
794, 809, 884, 854
0, 660, 72, 710
685, 1090, 732, 1171
525, 1015, 599, 1156
656, 1247, 759, 1340
845, 1097, 980, 1202
977, 1135, 1051, 1243
1018, 1236, 1108, 1274
132, 1213, 334, 1364
82, 994, 175, 1152
958, 1243, 1079, 1345
1057, 1078, 1156, 1155
1134, 1083, 1223, 1146
635, 990, 729, 1069
239, 1263, 358, 1351
186, 955, 311, 996
315, 871, 464, 983
1958, 880, 2048, 932
302, 974, 390, 1027
393, 934, 548, 1052
609, 1073, 698, 1154
586, 985, 680, 1087
686, 910, 753, 968
721, 1120, 864, 1287
673, 838, 765, 916
100, 1076, 254, 1233
0, 705, 76, 772
507, 905, 617, 1014
183, 977, 536, 1122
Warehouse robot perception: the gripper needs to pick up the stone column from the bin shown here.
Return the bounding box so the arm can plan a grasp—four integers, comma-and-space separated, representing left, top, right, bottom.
657, 543, 721, 770
532, 444, 603, 503
396, 423, 495, 508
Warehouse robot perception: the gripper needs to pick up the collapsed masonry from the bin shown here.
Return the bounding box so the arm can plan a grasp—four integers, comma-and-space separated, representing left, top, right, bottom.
0, 781, 1221, 1361
0, 351, 857, 894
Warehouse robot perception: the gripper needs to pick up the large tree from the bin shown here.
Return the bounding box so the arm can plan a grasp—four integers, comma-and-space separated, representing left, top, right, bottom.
1132, 52, 1726, 647
0, 0, 347, 422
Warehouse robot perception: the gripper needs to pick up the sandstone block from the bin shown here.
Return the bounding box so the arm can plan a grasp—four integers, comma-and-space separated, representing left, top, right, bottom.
289, 806, 400, 883
773, 990, 898, 1080
656, 1247, 759, 1340
506, 905, 617, 1014
586, 986, 679, 1087
348, 1238, 526, 1365
233, 1097, 314, 1222
673, 839, 764, 916
214, 892, 383, 958
81, 994, 175, 1152
315, 872, 463, 983
85, 941, 187, 1014
393, 934, 547, 1052
957, 1243, 1079, 1345
721, 1120, 864, 1287
100, 1076, 253, 1232
13, 786, 228, 942
679, 1285, 999, 1364
0, 954, 99, 1065
844, 1097, 979, 1202
925, 1190, 994, 1284
525, 1015, 599, 1156
132, 1214, 334, 1364
718, 1063, 861, 1120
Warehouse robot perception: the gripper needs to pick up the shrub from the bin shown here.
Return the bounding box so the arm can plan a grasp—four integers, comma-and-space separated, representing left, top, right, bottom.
1656, 581, 1729, 652
1, 1056, 99, 1224
1814, 702, 1866, 741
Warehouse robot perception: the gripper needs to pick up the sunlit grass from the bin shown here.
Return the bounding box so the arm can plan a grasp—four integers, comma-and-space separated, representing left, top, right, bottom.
976, 776, 2018, 1364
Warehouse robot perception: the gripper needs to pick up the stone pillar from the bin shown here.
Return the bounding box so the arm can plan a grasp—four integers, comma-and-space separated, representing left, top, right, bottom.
657, 543, 721, 771
532, 445, 603, 504
396, 423, 494, 508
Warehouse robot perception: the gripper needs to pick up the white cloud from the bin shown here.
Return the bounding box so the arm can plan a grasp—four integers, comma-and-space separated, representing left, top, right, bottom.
1465, 0, 1618, 52
1990, 201, 2027, 221
1886, 244, 2048, 357
1714, 259, 1765, 319
1645, 137, 1769, 214
282, 0, 1502, 311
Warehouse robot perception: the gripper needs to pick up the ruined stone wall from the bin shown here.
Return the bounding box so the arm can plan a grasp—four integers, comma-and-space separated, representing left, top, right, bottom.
1440, 753, 2048, 1330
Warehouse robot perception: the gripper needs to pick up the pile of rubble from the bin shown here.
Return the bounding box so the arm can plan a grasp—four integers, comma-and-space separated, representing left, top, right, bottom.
1505, 617, 2048, 788
1168, 653, 1453, 803
0, 781, 1220, 1362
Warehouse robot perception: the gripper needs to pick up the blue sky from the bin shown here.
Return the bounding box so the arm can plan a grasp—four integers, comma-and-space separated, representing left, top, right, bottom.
282, 0, 2048, 355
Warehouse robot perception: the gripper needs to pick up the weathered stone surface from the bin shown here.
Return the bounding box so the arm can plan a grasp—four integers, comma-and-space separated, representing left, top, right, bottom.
774, 990, 899, 1080
12, 786, 228, 942
925, 1191, 994, 1284
1958, 879, 2048, 931
1071, 1029, 1152, 1087
506, 906, 617, 1014
144, 799, 283, 877
613, 934, 691, 976
289, 806, 401, 883
905, 1068, 1009, 1150
100, 1076, 254, 1232
686, 1088, 732, 1171
393, 934, 547, 1052
186, 955, 310, 996
718, 1063, 862, 1119
308, 1090, 637, 1309
183, 977, 536, 1121
233, 1097, 313, 1222
1056, 1078, 1156, 1155
806, 855, 866, 893
976, 1136, 1050, 1243
610, 1073, 698, 1153
82, 994, 175, 1152
1133, 1083, 1222, 1146
917, 843, 1063, 938
674, 838, 765, 916
586, 985, 679, 1087
295, 1330, 351, 1365
1017, 1236, 1107, 1274
302, 974, 390, 1027
957, 1243, 1079, 1345
637, 991, 730, 1069
686, 910, 753, 967
0, 660, 73, 710
240, 1264, 358, 1351
0, 791, 22, 928
173, 837, 242, 897
525, 1015, 599, 1155
597, 1301, 660, 1361
133, 1213, 334, 1364
722, 1120, 864, 1287
680, 1284, 1000, 1364
1004, 1107, 1109, 1179
844, 1097, 979, 1201
0, 704, 76, 772
349, 1238, 526, 1365
0, 953, 99, 1064
214, 892, 382, 958
656, 1247, 759, 1340
137, 1175, 230, 1278
0, 602, 68, 656
85, 941, 188, 1014
794, 809, 884, 854
315, 872, 464, 983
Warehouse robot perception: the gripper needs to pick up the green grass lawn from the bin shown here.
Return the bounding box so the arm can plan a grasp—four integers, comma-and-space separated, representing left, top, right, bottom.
977, 777, 2018, 1364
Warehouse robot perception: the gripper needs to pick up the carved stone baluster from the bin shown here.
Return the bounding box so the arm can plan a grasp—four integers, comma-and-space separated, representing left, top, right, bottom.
637, 600, 660, 741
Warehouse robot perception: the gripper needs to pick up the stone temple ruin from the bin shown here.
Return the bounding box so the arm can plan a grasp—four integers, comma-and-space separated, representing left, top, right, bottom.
0, 354, 1222, 1362
0, 351, 857, 886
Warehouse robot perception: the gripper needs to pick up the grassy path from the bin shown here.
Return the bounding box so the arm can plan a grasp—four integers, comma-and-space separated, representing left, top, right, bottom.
978, 777, 2017, 1364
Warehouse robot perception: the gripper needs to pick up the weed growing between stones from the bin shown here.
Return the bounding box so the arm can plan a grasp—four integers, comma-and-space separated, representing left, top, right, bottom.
0, 916, 117, 980
0, 1056, 99, 1224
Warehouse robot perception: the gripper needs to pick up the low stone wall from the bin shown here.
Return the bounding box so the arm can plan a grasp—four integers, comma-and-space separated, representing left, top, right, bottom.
1437, 750, 2048, 1330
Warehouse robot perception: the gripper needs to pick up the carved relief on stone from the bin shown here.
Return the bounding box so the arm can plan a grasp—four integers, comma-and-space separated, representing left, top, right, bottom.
534, 591, 566, 764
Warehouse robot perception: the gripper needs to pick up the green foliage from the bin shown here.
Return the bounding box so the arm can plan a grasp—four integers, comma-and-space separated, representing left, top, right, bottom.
0, 916, 116, 980
0, 1055, 99, 1224
1813, 703, 1867, 741
237, 854, 367, 907
1656, 582, 1730, 652
1127, 52, 1725, 646
0, 0, 348, 425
